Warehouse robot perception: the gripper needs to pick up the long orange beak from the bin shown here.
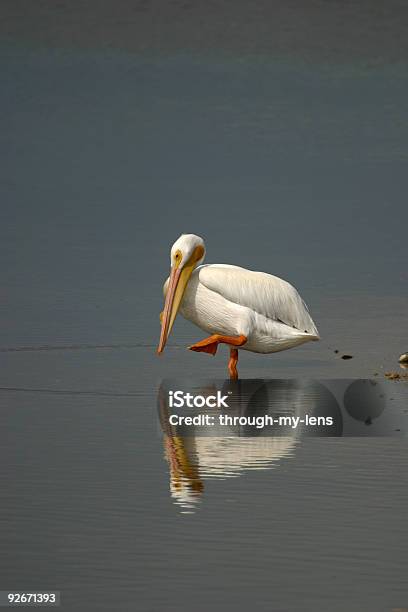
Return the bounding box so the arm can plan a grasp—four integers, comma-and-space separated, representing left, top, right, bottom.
157, 267, 181, 353
157, 244, 204, 354
157, 262, 194, 354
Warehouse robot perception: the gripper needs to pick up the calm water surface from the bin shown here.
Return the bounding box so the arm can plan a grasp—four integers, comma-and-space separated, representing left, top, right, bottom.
1, 37, 407, 611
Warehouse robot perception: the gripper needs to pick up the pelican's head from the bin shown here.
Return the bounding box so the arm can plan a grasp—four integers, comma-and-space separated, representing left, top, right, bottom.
157, 234, 206, 354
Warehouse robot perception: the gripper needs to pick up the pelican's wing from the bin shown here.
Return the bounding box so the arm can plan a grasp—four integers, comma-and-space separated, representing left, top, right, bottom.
197, 264, 319, 335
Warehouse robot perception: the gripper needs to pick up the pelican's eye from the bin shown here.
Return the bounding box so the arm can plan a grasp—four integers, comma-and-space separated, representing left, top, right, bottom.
174, 250, 182, 266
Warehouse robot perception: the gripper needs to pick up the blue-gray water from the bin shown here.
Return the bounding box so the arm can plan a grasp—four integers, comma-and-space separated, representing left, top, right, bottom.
1, 7, 408, 609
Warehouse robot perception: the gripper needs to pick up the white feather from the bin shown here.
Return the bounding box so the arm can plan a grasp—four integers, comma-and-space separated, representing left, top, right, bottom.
198, 264, 318, 336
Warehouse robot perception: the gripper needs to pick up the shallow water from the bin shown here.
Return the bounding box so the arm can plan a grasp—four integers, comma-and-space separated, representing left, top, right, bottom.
1, 347, 407, 610
1, 35, 408, 612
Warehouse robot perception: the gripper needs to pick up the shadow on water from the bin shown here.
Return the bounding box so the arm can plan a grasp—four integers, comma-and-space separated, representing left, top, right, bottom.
156, 378, 404, 513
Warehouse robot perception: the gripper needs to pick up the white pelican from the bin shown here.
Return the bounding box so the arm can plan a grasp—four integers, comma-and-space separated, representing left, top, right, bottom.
158, 234, 319, 378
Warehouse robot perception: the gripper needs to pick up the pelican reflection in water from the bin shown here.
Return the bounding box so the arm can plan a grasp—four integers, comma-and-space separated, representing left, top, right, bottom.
157, 379, 341, 512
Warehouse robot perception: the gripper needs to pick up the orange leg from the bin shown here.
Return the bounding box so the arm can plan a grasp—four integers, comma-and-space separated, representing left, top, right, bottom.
228, 348, 239, 380
188, 334, 247, 379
